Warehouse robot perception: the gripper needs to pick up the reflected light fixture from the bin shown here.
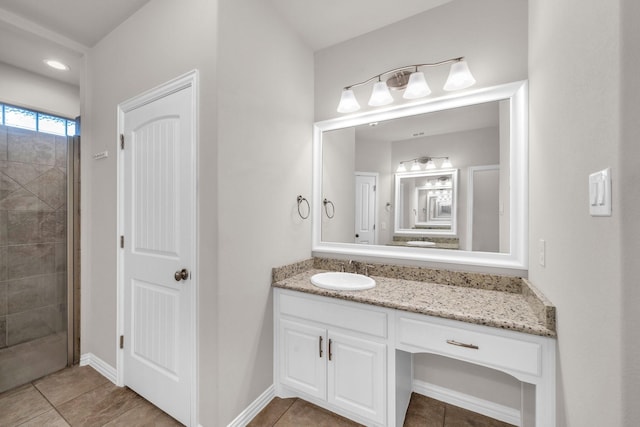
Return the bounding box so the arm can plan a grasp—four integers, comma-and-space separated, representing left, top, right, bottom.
396, 156, 453, 172
337, 57, 475, 113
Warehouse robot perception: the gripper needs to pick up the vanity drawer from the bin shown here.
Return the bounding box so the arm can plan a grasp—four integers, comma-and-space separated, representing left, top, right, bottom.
397, 315, 541, 376
278, 291, 387, 338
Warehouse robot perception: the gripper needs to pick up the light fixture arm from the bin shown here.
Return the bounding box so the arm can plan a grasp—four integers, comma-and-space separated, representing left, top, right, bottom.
342, 57, 464, 90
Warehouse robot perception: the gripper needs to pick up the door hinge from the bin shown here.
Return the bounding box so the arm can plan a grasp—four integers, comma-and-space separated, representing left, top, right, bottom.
373, 224, 376, 230
373, 185, 376, 191
120, 134, 125, 149
120, 235, 124, 248
119, 335, 124, 349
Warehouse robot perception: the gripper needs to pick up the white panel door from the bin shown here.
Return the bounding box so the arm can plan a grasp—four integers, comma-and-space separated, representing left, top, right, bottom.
327, 331, 386, 424
354, 174, 376, 244
122, 84, 194, 425
279, 319, 327, 400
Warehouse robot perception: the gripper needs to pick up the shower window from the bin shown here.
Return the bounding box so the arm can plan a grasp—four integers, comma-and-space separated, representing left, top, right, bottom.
0, 103, 76, 136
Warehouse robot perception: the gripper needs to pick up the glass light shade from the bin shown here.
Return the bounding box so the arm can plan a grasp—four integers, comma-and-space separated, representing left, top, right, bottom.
441, 158, 452, 168
410, 161, 422, 171
368, 81, 394, 106
425, 159, 436, 169
396, 162, 407, 172
443, 60, 476, 91
337, 89, 361, 113
403, 71, 431, 99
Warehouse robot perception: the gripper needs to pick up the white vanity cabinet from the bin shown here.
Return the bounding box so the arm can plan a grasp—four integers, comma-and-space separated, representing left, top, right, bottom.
274, 287, 556, 427
275, 290, 389, 426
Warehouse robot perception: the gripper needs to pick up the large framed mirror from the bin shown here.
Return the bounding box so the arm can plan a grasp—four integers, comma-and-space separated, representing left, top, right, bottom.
312, 81, 528, 270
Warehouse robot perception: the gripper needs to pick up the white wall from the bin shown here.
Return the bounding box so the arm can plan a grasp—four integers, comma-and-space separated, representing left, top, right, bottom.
81, 0, 219, 424
315, 0, 528, 121
529, 0, 624, 425
621, 1, 640, 425
0, 61, 79, 118
217, 0, 313, 424
322, 128, 355, 243
314, 0, 527, 415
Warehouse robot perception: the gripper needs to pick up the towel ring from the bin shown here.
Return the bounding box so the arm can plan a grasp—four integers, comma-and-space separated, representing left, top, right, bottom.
297, 195, 310, 219
323, 198, 335, 219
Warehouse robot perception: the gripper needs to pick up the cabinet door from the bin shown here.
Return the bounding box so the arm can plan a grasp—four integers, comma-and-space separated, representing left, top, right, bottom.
327, 331, 386, 424
279, 319, 327, 399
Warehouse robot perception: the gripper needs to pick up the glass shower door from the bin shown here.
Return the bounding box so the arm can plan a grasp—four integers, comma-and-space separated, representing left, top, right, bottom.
0, 123, 75, 393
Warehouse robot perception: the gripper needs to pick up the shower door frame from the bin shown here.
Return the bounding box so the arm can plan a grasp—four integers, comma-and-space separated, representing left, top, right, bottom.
66, 132, 81, 365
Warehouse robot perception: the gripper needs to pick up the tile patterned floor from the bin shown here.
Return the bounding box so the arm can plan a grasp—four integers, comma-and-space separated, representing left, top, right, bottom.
1, 365, 516, 427
0, 365, 182, 426
0, 332, 67, 394
248, 393, 517, 427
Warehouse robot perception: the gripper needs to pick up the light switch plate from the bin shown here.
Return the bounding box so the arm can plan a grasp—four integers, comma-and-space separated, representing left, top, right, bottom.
589, 168, 611, 216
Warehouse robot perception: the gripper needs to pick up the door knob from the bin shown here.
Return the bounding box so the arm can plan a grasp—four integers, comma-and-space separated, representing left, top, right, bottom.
355, 234, 359, 238
174, 268, 189, 281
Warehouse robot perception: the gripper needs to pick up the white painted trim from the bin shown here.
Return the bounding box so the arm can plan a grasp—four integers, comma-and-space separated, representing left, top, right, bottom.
116, 69, 199, 426
227, 385, 276, 427
79, 353, 118, 385
412, 379, 521, 426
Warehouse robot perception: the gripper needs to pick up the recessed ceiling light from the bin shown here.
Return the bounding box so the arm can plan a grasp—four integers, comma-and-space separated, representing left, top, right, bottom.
44, 59, 69, 71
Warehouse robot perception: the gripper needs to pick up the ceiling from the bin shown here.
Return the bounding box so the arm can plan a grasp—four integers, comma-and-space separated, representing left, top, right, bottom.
269, 0, 452, 51
0, 0, 151, 85
353, 101, 499, 144
0, 0, 452, 87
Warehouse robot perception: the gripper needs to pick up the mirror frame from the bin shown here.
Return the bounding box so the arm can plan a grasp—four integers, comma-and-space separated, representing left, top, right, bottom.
312, 80, 528, 270
394, 169, 458, 236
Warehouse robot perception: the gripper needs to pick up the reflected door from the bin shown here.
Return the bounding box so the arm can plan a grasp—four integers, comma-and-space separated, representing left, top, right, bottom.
354, 174, 376, 244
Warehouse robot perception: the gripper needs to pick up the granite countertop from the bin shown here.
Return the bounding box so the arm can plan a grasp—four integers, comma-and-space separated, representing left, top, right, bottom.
272, 260, 556, 338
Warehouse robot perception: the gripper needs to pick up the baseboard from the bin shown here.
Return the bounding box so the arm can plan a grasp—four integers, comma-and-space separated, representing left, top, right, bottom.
413, 379, 521, 426
227, 385, 275, 427
79, 353, 118, 385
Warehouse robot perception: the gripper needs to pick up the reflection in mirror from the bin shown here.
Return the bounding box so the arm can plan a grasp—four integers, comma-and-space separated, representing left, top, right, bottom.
313, 81, 528, 270
321, 100, 509, 253
394, 170, 458, 238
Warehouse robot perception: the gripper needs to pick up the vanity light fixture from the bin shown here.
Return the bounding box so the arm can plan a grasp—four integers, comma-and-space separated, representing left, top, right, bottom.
396, 156, 453, 172
336, 57, 475, 113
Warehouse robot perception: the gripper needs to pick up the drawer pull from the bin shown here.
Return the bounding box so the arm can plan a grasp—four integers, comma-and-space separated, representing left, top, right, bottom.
319, 336, 323, 358
446, 339, 479, 350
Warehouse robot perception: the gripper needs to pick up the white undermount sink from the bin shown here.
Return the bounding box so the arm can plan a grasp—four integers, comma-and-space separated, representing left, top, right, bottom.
310, 272, 376, 291
406, 241, 436, 247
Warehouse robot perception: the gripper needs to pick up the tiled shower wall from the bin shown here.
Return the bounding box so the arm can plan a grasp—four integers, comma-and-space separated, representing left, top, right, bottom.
0, 125, 67, 349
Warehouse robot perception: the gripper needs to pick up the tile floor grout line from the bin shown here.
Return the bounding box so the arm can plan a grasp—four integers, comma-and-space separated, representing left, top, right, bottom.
4, 384, 52, 427
30, 380, 73, 427
100, 396, 149, 427
270, 398, 298, 427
